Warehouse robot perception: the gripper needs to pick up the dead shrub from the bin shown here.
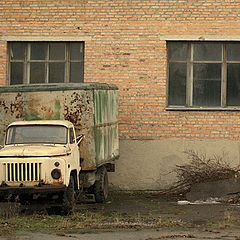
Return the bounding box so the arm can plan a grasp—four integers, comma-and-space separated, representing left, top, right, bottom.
176, 150, 237, 186
160, 150, 239, 199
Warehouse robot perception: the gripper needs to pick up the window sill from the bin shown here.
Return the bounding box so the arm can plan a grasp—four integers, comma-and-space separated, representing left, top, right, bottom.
166, 106, 240, 111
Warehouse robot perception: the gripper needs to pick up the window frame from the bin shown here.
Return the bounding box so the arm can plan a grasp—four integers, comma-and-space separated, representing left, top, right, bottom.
7, 41, 84, 85
167, 41, 240, 110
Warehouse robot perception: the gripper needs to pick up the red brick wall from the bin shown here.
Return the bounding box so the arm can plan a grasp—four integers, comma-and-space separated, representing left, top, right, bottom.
1, 0, 240, 140
0, 41, 7, 86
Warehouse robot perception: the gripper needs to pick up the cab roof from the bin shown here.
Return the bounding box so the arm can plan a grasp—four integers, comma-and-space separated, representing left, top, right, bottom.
8, 120, 74, 128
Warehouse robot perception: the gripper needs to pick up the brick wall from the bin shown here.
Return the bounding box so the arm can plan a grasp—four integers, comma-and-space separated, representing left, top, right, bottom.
0, 41, 7, 86
1, 0, 240, 140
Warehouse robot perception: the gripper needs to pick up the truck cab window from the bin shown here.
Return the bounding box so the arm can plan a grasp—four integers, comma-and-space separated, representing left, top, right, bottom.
70, 128, 75, 144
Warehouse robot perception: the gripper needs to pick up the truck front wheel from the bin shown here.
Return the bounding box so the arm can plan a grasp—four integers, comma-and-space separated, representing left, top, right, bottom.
94, 166, 108, 203
62, 175, 75, 214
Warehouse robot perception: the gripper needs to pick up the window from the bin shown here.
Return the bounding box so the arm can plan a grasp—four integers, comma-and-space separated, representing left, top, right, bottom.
69, 128, 75, 144
6, 125, 68, 145
168, 42, 240, 108
8, 42, 84, 85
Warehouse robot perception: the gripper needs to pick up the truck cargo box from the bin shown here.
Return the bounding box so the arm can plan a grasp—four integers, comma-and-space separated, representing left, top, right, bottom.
0, 83, 119, 171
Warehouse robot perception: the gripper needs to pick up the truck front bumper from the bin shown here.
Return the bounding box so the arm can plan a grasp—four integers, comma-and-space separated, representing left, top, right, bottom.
0, 185, 66, 196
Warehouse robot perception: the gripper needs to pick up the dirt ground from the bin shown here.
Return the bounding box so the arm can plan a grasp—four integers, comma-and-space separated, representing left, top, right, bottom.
7, 228, 240, 240
1, 191, 240, 240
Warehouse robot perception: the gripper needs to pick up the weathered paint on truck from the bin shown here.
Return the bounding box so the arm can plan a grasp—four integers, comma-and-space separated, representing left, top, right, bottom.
0, 83, 119, 171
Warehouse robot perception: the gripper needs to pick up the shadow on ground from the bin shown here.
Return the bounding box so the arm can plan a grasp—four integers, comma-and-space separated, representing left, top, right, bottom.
78, 191, 240, 227
1, 191, 240, 239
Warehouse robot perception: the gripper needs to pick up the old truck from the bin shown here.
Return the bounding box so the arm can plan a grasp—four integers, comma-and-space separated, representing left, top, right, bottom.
0, 83, 119, 213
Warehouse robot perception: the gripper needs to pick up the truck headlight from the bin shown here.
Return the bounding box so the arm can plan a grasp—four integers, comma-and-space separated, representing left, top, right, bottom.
51, 169, 61, 180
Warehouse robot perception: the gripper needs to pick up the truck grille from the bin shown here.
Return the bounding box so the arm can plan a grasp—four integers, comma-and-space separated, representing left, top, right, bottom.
4, 163, 42, 182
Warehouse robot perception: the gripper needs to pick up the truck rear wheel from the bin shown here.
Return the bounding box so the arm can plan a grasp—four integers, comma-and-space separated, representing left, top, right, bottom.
62, 175, 75, 214
94, 166, 108, 203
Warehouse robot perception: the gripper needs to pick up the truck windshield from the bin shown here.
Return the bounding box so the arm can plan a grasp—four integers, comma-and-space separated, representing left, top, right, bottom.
5, 125, 68, 145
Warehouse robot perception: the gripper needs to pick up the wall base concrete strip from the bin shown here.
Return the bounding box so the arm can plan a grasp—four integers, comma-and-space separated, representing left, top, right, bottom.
109, 139, 240, 190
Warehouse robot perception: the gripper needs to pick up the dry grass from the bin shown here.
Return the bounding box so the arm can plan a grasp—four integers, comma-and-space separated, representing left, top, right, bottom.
0, 209, 191, 236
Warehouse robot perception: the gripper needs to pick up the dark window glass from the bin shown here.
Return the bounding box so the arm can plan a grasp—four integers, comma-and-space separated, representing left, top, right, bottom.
30, 43, 47, 60
30, 63, 45, 84
6, 125, 68, 145
9, 42, 84, 85
227, 64, 240, 106
168, 63, 187, 105
70, 62, 84, 83
49, 43, 65, 60
49, 63, 65, 83
10, 63, 23, 85
10, 43, 25, 60
193, 63, 221, 106
168, 42, 188, 61
69, 128, 75, 144
227, 43, 240, 61
70, 43, 84, 61
168, 42, 240, 108
193, 43, 222, 61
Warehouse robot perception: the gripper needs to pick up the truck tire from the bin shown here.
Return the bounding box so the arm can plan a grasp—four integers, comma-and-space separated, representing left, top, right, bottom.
94, 166, 109, 203
62, 175, 75, 215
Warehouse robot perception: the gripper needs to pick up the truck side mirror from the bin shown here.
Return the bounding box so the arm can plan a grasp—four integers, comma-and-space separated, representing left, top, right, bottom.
76, 135, 84, 146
